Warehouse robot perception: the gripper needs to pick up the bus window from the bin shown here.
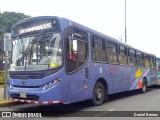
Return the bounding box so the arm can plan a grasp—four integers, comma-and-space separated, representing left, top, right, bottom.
106, 41, 118, 64
66, 27, 87, 73
136, 51, 144, 67
150, 56, 156, 69
67, 39, 77, 60
144, 54, 150, 68
119, 45, 127, 65
153, 57, 157, 70
102, 39, 106, 62
150, 56, 153, 69
128, 49, 136, 66
92, 35, 102, 62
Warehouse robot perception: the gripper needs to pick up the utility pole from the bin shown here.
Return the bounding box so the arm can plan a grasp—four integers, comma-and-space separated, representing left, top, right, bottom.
125, 0, 127, 43
3, 33, 11, 99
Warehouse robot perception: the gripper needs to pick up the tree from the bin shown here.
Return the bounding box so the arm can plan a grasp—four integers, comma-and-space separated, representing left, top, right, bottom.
0, 11, 30, 37
0, 11, 30, 51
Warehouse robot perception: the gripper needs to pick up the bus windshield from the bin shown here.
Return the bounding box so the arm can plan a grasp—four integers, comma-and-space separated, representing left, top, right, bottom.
10, 33, 62, 71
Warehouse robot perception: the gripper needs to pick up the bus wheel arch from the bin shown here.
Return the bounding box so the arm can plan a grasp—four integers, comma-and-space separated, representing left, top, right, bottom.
141, 77, 147, 93
90, 78, 108, 106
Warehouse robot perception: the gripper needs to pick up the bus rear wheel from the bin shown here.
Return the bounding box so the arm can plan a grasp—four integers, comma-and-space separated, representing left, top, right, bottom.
141, 79, 147, 93
91, 82, 105, 106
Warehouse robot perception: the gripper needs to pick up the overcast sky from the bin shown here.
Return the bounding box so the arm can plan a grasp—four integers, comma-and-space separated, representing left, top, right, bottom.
1, 0, 160, 57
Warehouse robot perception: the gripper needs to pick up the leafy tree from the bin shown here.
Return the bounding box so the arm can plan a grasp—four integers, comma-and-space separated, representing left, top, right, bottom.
0, 11, 30, 51
0, 11, 30, 37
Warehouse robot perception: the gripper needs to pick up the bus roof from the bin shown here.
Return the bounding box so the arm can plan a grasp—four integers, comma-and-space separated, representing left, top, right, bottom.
66, 17, 156, 57
12, 16, 156, 57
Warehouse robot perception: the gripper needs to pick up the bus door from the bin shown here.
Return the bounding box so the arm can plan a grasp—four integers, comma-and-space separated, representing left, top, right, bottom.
66, 67, 86, 103
66, 35, 88, 103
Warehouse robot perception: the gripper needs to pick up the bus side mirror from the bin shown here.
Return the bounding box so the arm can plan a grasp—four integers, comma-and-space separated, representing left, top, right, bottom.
4, 33, 12, 52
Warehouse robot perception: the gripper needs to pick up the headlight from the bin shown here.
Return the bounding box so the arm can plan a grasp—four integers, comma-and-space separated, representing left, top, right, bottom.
53, 78, 61, 85
41, 78, 61, 91
8, 84, 13, 89
42, 84, 48, 90
48, 82, 52, 88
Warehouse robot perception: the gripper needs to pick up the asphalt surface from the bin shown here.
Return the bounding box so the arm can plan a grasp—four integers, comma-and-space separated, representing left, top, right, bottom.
7, 86, 160, 111
0, 85, 160, 120
0, 81, 160, 120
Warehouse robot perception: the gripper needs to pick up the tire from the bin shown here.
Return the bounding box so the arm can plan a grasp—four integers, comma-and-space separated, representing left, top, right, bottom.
91, 82, 105, 106
141, 79, 147, 93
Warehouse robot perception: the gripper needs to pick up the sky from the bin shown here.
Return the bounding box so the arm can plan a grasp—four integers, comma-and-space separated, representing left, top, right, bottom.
1, 0, 160, 57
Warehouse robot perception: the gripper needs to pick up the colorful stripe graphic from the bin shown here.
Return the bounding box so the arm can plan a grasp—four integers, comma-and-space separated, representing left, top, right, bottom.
130, 68, 150, 90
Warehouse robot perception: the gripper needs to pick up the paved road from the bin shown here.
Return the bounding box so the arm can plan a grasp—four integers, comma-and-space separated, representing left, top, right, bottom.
0, 85, 160, 120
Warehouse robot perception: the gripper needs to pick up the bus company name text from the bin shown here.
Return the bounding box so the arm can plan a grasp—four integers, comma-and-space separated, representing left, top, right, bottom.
2, 112, 42, 118
134, 112, 158, 117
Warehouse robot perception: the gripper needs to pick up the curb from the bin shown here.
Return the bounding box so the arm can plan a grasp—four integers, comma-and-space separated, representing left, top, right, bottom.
0, 100, 15, 108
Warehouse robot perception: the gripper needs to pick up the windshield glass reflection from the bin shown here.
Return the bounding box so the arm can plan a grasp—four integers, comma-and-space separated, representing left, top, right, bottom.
10, 33, 62, 71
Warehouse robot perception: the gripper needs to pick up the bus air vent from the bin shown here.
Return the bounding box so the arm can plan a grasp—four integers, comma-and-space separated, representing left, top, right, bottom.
10, 73, 45, 79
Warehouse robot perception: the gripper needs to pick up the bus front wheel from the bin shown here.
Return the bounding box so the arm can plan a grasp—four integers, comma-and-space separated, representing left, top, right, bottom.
91, 82, 105, 106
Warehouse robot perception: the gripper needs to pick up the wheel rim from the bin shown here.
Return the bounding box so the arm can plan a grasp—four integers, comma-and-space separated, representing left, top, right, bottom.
142, 83, 146, 92
95, 87, 103, 100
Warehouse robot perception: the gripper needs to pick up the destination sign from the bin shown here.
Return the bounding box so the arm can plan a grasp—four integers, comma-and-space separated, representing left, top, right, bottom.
19, 23, 52, 34
12, 17, 59, 36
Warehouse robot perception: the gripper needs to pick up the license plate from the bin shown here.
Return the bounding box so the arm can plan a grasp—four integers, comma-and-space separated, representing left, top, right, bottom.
20, 92, 26, 98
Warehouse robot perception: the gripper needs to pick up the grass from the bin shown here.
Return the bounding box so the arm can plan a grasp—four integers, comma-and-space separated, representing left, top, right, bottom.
0, 72, 4, 88
0, 83, 4, 87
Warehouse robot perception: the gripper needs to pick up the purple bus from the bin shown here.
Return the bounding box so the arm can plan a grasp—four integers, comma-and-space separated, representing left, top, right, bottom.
7, 16, 157, 106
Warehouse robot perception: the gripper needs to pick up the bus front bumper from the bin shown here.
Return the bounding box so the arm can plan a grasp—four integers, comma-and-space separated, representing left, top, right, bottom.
7, 85, 63, 104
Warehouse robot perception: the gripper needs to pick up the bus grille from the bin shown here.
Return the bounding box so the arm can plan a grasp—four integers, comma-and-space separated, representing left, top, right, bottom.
9, 73, 45, 79
11, 94, 39, 101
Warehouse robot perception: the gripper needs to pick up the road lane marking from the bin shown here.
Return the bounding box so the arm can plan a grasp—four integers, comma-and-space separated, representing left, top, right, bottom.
109, 109, 114, 111
94, 109, 115, 117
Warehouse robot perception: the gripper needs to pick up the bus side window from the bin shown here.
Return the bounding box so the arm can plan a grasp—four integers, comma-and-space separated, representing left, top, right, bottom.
72, 40, 77, 60
66, 27, 87, 73
153, 57, 157, 70
66, 38, 77, 60
136, 51, 143, 67
106, 41, 118, 64
102, 39, 106, 62
150, 56, 156, 69
128, 49, 136, 66
144, 54, 150, 68
119, 45, 127, 65
150, 56, 153, 69
92, 35, 102, 62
